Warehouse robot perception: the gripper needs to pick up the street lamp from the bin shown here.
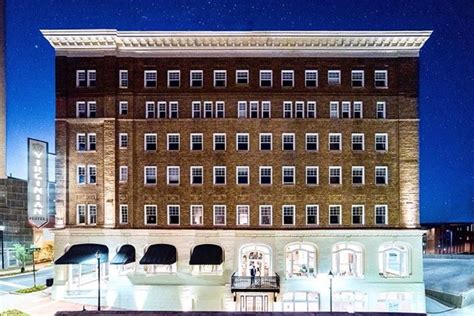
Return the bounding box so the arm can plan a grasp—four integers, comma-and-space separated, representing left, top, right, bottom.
29, 245, 41, 287
96, 251, 101, 311
0, 225, 5, 270
328, 270, 334, 313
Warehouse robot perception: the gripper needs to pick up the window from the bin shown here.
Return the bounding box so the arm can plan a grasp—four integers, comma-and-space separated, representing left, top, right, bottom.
261, 101, 271, 118
119, 70, 128, 88
77, 165, 86, 184
145, 205, 157, 225
119, 101, 128, 115
259, 133, 272, 150
282, 133, 295, 151
285, 243, 317, 279
215, 101, 225, 118
238, 101, 247, 118
332, 243, 363, 277
282, 205, 295, 225
146, 101, 156, 118
236, 70, 249, 84
87, 101, 96, 118
305, 70, 318, 87
260, 166, 272, 185
192, 101, 201, 118
190, 133, 203, 151
213, 133, 226, 151
329, 166, 342, 185
375, 133, 388, 151
328, 70, 341, 85
144, 70, 157, 87
190, 70, 203, 87
76, 101, 87, 118
120, 205, 128, 224
282, 166, 295, 185
330, 101, 339, 119
329, 133, 342, 151
341, 102, 351, 118
353, 101, 363, 118
260, 70, 272, 87
190, 166, 203, 185
259, 205, 272, 225
77, 204, 86, 224
352, 167, 364, 185
144, 166, 157, 184
167, 205, 180, 225
329, 205, 342, 225
87, 70, 96, 87
76, 70, 87, 87
283, 101, 293, 118
306, 166, 319, 185
236, 166, 249, 185
119, 166, 128, 183
307, 101, 317, 118
191, 205, 203, 225
306, 205, 319, 225
352, 133, 364, 151
236, 133, 249, 151
204, 101, 213, 118
352, 205, 364, 225
376, 102, 386, 119
237, 205, 250, 225
119, 133, 128, 149
375, 70, 388, 88
169, 101, 179, 118
375, 205, 388, 224
214, 70, 226, 87
249, 101, 259, 118
351, 70, 364, 87
168, 70, 180, 87
283, 292, 320, 312
282, 70, 294, 87
295, 102, 305, 118
213, 166, 226, 185
378, 244, 409, 277
213, 205, 226, 225
167, 166, 180, 185
155, 101, 166, 118
144, 133, 157, 151
375, 166, 388, 185
88, 205, 97, 225
167, 133, 180, 151
76, 134, 86, 151
306, 133, 318, 151
87, 165, 97, 184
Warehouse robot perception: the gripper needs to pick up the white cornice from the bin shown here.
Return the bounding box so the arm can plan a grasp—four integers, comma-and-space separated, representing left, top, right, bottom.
41, 29, 432, 58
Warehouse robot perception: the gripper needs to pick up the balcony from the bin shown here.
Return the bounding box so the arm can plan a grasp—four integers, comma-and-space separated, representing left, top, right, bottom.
230, 272, 280, 293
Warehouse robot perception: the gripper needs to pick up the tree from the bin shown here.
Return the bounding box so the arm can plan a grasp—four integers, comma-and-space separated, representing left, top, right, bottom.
13, 243, 28, 273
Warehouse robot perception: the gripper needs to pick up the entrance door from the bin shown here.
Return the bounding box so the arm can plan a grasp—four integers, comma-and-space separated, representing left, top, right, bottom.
240, 295, 269, 311
239, 244, 271, 276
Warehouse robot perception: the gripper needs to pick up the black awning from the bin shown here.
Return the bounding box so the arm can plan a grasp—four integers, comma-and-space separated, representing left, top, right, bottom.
110, 244, 136, 265
55, 243, 108, 265
139, 244, 177, 265
189, 244, 224, 265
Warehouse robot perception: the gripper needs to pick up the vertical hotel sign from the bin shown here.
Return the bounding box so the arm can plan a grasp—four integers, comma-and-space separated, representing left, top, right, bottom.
27, 138, 49, 228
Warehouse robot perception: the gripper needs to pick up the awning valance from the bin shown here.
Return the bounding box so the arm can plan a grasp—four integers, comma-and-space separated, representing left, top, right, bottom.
139, 244, 177, 265
110, 244, 135, 265
189, 244, 224, 265
55, 243, 108, 265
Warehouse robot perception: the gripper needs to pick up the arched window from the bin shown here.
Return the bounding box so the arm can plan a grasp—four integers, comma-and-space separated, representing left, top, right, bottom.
283, 292, 319, 311
239, 244, 271, 276
378, 243, 410, 277
332, 243, 363, 277
285, 243, 317, 278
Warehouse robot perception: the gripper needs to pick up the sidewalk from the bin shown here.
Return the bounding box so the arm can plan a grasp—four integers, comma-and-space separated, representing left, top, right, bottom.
0, 262, 52, 278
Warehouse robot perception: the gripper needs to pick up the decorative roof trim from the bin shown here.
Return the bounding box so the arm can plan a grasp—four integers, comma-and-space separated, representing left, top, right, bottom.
41, 29, 432, 58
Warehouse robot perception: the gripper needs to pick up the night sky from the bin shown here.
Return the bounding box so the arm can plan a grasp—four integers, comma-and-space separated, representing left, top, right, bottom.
5, 0, 473, 223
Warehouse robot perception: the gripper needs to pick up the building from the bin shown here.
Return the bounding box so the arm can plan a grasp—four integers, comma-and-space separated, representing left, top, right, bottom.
424, 221, 474, 254
42, 29, 431, 312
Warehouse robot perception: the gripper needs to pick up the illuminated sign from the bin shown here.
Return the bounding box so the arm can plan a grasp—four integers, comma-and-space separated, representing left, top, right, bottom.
27, 138, 49, 228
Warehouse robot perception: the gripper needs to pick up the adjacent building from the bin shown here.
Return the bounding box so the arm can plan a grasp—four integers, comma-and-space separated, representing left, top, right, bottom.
424, 221, 474, 254
42, 29, 431, 312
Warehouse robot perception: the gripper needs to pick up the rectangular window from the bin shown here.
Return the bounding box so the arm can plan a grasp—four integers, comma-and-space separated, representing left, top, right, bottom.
215, 101, 225, 118
214, 70, 226, 87
352, 133, 364, 151
375, 70, 388, 88
144, 70, 157, 87
238, 101, 247, 118
87, 204, 97, 225
87, 165, 97, 184
158, 102, 167, 118
307, 101, 317, 118
237, 205, 250, 226
213, 133, 226, 151
87, 101, 96, 118
167, 133, 180, 151
329, 166, 342, 185
120, 205, 128, 224
76, 133, 86, 151
119, 166, 128, 183
191, 205, 204, 225
190, 166, 203, 185
76, 70, 86, 87
330, 101, 339, 119
249, 101, 259, 118
119, 101, 128, 115
352, 166, 364, 185
305, 70, 318, 87
306, 205, 319, 225
144, 166, 157, 184
375, 205, 388, 224
282, 133, 295, 151
306, 133, 318, 151
190, 70, 203, 87
167, 166, 180, 185
213, 166, 226, 185
167, 205, 180, 225
295, 101, 305, 118
328, 70, 341, 85
282, 205, 295, 225
351, 70, 364, 87
329, 133, 342, 151
204, 101, 213, 118
77, 204, 86, 224
144, 133, 157, 151
376, 101, 386, 119
329, 205, 341, 225
119, 133, 128, 149
236, 166, 249, 185
306, 166, 319, 185
281, 70, 294, 87
87, 70, 96, 87
169, 101, 179, 118
192, 101, 201, 118
283, 101, 293, 118
190, 133, 203, 151
261, 101, 271, 118
236, 133, 249, 151
259, 205, 272, 225
87, 133, 96, 151
375, 133, 388, 151
146, 101, 156, 118
213, 205, 226, 225
76, 101, 86, 118
282, 166, 295, 185
259, 133, 272, 151
236, 70, 249, 84
260, 166, 272, 185
353, 101, 363, 118
77, 165, 86, 184
341, 101, 351, 118
119, 70, 128, 88
145, 205, 157, 225
168, 70, 180, 88
375, 166, 388, 185
260, 70, 272, 87
352, 205, 364, 225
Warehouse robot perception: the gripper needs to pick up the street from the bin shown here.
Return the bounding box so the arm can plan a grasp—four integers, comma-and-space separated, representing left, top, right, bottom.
0, 266, 54, 293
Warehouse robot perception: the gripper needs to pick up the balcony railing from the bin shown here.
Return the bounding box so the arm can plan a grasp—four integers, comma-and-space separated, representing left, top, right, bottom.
231, 272, 280, 292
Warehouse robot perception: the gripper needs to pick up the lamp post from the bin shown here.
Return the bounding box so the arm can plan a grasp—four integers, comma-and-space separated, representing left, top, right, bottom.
0, 225, 5, 270
30, 245, 40, 287
96, 251, 101, 311
328, 270, 334, 313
